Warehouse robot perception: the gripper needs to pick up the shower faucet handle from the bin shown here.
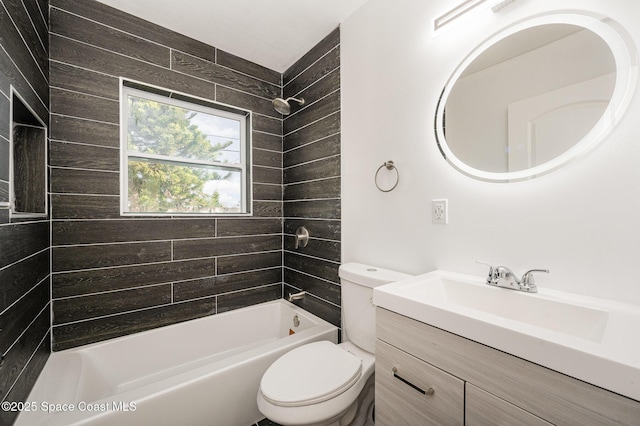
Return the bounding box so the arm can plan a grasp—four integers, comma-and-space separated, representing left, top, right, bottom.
294, 226, 309, 249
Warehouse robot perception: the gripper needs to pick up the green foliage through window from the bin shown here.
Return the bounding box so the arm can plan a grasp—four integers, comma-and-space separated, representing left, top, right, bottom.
121, 84, 250, 215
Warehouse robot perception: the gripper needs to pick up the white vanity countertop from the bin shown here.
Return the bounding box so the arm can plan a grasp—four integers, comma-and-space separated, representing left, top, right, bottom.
373, 270, 640, 402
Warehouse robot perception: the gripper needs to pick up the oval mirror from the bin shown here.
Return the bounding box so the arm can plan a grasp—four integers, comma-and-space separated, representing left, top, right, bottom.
435, 14, 637, 182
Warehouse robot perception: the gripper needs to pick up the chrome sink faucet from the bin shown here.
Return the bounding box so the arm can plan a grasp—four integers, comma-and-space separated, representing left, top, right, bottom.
476, 261, 549, 293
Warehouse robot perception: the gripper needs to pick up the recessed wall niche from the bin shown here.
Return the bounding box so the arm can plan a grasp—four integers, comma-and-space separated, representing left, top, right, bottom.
11, 89, 47, 217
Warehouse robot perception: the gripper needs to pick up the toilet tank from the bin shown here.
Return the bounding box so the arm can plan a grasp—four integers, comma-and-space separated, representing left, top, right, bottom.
339, 263, 412, 353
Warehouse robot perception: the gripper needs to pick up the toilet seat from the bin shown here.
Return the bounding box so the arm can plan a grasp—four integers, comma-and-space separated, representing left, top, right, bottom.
259, 341, 362, 407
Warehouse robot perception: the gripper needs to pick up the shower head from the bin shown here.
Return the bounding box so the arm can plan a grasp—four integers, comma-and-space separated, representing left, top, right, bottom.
272, 97, 305, 115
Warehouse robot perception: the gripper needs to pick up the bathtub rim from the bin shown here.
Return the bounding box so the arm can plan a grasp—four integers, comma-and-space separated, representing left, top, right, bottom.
17, 299, 338, 426
55, 298, 331, 353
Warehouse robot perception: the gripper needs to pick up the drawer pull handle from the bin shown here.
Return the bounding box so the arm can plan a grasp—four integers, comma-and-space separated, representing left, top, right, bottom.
392, 367, 435, 396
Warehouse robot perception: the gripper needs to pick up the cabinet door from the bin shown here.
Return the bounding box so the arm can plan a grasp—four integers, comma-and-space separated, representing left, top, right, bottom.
376, 340, 464, 426
466, 383, 552, 426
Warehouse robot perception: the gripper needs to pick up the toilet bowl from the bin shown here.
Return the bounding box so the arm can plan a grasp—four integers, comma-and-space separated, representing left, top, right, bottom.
257, 263, 411, 426
258, 341, 374, 426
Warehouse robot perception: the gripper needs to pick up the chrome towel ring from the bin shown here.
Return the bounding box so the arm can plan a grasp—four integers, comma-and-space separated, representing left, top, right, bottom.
375, 161, 399, 192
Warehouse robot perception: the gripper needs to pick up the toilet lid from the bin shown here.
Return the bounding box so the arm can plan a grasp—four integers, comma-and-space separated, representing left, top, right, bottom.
260, 341, 362, 407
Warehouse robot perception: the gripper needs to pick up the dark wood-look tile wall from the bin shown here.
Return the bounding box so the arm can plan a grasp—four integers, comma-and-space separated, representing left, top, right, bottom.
1, 0, 343, 417
49, 0, 284, 351
282, 28, 342, 329
0, 0, 51, 423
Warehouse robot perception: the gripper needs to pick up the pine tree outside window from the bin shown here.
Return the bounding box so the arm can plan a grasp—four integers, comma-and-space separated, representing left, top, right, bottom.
120, 81, 251, 216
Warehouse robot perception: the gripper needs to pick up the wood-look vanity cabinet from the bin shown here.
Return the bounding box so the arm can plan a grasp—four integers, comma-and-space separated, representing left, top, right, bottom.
465, 383, 552, 425
375, 307, 640, 425
376, 339, 464, 425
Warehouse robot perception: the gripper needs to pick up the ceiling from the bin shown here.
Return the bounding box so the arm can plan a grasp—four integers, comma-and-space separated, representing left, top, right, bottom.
95, 0, 369, 73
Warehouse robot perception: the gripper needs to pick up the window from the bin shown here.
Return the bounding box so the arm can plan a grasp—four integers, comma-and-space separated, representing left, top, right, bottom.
10, 88, 47, 218
120, 81, 251, 215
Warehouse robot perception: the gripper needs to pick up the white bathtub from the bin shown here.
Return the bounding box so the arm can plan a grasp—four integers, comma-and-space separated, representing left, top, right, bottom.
16, 299, 338, 426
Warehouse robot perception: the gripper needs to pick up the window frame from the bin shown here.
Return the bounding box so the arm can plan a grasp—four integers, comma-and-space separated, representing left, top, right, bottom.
119, 80, 252, 217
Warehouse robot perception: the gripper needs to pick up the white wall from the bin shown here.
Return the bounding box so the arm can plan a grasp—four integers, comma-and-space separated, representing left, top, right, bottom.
341, 0, 640, 305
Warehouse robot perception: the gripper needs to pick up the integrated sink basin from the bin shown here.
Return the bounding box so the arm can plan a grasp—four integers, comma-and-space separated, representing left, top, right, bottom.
373, 270, 640, 401
401, 273, 609, 342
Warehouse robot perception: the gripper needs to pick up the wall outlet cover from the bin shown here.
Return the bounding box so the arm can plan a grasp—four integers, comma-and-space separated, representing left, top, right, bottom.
432, 199, 448, 224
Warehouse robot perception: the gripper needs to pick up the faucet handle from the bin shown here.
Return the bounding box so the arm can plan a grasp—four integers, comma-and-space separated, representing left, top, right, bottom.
521, 269, 549, 286
476, 260, 495, 283
294, 226, 310, 249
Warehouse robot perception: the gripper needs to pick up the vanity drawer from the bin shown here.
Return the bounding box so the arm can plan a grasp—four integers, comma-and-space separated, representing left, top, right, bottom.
466, 383, 552, 426
375, 340, 464, 426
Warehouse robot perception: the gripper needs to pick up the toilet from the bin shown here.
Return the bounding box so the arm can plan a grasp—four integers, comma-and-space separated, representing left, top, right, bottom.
257, 262, 412, 426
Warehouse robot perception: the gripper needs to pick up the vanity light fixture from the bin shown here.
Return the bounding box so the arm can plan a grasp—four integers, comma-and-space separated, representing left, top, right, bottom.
433, 0, 488, 33
491, 0, 518, 13
433, 0, 520, 34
